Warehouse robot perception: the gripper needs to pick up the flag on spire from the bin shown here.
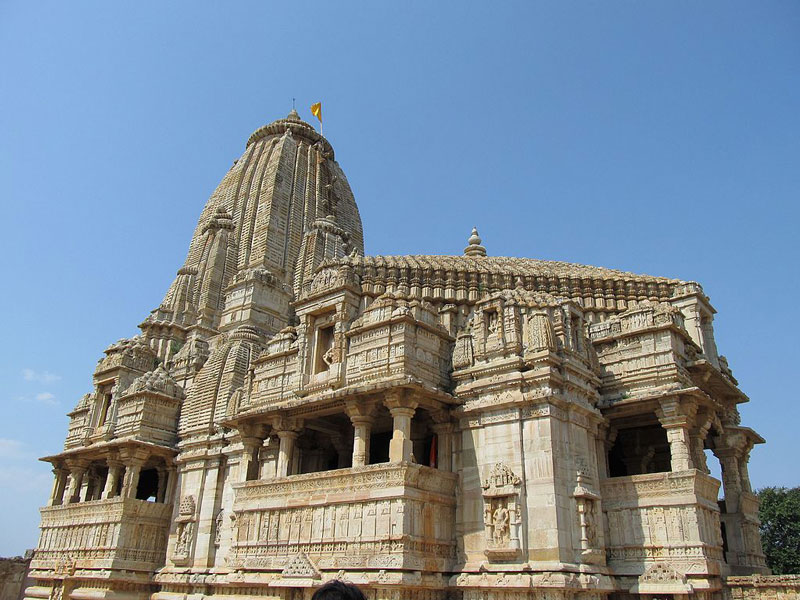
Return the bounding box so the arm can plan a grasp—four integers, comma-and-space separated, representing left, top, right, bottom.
310, 102, 322, 123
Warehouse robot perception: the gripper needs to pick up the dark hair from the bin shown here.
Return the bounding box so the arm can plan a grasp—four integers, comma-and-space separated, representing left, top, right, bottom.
311, 580, 366, 600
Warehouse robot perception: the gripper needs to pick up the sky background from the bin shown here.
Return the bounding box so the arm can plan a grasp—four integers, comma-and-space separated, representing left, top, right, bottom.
1, 1, 798, 556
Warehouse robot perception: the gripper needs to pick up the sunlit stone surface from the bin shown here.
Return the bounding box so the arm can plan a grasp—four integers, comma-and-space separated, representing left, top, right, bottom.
28, 112, 787, 600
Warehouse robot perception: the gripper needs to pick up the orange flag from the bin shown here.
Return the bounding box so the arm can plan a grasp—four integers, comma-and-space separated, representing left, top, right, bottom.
310, 102, 322, 123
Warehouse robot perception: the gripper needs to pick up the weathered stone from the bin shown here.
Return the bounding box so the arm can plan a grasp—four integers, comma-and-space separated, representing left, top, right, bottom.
27, 112, 791, 600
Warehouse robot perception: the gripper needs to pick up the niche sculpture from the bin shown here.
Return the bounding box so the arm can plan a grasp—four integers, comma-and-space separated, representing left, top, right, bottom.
481, 463, 522, 561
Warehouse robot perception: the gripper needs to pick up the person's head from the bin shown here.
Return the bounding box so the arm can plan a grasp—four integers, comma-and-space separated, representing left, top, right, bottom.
310, 580, 366, 600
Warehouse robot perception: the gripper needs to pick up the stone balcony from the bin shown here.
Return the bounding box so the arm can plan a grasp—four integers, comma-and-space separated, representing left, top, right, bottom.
230, 462, 457, 573
600, 470, 724, 578
31, 497, 172, 573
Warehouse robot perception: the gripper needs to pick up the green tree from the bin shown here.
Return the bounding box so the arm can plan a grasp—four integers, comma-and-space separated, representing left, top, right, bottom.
757, 486, 800, 574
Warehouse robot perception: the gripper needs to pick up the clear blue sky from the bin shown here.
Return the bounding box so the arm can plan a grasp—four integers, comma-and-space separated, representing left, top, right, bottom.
1, 1, 798, 556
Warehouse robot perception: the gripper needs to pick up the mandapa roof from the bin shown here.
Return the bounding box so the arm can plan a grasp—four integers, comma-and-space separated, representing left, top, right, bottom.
319, 253, 690, 311
340, 254, 682, 283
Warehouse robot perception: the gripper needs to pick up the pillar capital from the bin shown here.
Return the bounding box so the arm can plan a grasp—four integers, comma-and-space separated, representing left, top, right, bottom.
271, 416, 304, 434
65, 458, 90, 473
430, 408, 452, 426
239, 421, 269, 440
105, 458, 124, 469
275, 429, 300, 442
345, 399, 377, 424
383, 389, 418, 413
656, 396, 697, 426
119, 447, 150, 467
240, 435, 263, 450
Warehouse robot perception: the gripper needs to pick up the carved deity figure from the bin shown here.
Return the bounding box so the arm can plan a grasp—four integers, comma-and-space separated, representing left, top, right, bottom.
492, 506, 510, 545
175, 522, 193, 555
486, 310, 499, 335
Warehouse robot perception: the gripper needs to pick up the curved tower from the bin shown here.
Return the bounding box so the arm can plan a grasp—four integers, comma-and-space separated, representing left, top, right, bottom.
143, 110, 363, 363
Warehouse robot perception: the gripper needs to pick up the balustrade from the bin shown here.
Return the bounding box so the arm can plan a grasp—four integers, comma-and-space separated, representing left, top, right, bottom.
601, 470, 724, 577
230, 462, 457, 572
31, 497, 171, 572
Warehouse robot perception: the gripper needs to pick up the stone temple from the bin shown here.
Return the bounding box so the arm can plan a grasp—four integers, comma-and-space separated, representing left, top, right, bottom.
27, 111, 785, 600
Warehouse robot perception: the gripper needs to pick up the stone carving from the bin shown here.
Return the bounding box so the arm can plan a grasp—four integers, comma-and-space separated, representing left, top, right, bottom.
452, 331, 474, 369
30, 110, 776, 600
632, 562, 693, 594
525, 310, 555, 351
172, 495, 196, 565
281, 552, 320, 579
481, 463, 522, 560
214, 509, 224, 546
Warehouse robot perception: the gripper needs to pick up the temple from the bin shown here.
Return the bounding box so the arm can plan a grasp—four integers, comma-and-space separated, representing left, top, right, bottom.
27, 111, 779, 600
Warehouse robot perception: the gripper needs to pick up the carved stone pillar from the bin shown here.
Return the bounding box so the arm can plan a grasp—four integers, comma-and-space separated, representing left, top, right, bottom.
49, 467, 69, 506
122, 459, 144, 499
102, 460, 123, 499
657, 398, 696, 472
329, 433, 351, 469
240, 436, 262, 482
346, 400, 377, 467
739, 448, 753, 494
164, 465, 178, 503
715, 447, 743, 513
156, 466, 167, 502
66, 464, 87, 504
690, 412, 714, 475
431, 411, 454, 471
385, 392, 418, 463
276, 430, 299, 477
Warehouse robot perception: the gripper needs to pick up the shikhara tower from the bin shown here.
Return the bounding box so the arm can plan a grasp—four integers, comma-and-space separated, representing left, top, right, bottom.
29, 112, 778, 600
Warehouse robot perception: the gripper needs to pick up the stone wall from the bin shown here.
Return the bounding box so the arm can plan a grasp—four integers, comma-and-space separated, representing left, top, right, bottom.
725, 575, 800, 599
0, 556, 32, 600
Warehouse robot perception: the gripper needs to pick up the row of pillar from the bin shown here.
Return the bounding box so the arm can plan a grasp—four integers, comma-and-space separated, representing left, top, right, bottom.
49, 457, 176, 506
239, 392, 454, 482
654, 396, 753, 498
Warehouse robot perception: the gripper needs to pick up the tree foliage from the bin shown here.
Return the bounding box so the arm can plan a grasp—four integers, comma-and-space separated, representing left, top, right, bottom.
757, 486, 800, 574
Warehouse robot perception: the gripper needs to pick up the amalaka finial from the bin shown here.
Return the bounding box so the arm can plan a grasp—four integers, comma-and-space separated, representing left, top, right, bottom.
287, 108, 301, 122
464, 226, 487, 258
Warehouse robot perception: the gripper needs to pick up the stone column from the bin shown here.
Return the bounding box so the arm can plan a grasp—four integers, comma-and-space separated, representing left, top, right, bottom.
346, 400, 377, 468
239, 436, 262, 482
739, 448, 753, 494
715, 447, 743, 513
330, 434, 351, 469
431, 412, 454, 471
351, 418, 373, 467
276, 431, 299, 477
122, 458, 145, 499
690, 413, 714, 475
385, 392, 418, 463
66, 464, 87, 504
657, 398, 695, 472
103, 461, 123, 499
156, 467, 168, 502
164, 465, 178, 503
49, 467, 69, 506
272, 418, 303, 477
